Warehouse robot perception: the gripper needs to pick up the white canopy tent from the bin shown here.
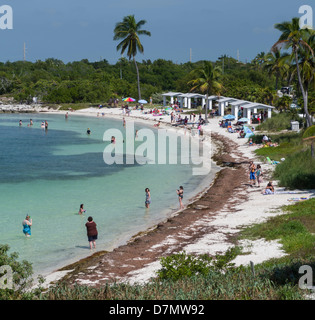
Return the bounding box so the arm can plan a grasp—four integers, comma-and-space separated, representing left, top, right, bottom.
241, 103, 275, 120
177, 93, 206, 109
229, 100, 251, 121
162, 92, 209, 109
216, 97, 238, 116
161, 92, 275, 120
162, 92, 183, 106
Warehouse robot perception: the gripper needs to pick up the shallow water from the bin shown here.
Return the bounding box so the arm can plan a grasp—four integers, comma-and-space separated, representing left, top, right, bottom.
0, 113, 219, 275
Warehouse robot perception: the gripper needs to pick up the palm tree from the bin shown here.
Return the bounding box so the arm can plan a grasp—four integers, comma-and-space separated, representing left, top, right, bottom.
113, 15, 151, 100
188, 61, 222, 123
272, 17, 314, 127
263, 49, 290, 90
251, 52, 266, 71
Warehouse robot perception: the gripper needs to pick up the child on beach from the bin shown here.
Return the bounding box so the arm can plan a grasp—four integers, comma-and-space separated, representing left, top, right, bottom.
256, 164, 263, 187
145, 188, 151, 208
177, 186, 184, 209
85, 216, 98, 250
249, 161, 256, 186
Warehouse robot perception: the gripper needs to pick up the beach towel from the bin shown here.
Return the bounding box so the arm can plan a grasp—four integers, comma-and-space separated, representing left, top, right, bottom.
287, 197, 308, 202
266, 157, 280, 165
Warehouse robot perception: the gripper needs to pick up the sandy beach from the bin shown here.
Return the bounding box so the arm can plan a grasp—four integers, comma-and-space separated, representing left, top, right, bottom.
39, 106, 314, 288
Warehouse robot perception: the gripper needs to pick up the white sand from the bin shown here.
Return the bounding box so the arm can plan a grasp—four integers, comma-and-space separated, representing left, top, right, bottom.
40, 106, 314, 288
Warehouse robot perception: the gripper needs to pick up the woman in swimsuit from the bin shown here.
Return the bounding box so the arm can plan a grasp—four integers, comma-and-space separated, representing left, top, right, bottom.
79, 204, 86, 215
145, 188, 151, 208
177, 186, 184, 209
22, 215, 32, 237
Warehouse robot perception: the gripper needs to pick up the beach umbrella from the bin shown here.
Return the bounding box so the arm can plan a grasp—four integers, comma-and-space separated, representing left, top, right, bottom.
238, 118, 250, 122
243, 126, 254, 138
138, 99, 148, 104
123, 97, 136, 102
223, 114, 236, 120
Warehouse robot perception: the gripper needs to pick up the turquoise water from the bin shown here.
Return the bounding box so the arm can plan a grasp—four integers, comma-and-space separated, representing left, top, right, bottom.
0, 113, 218, 275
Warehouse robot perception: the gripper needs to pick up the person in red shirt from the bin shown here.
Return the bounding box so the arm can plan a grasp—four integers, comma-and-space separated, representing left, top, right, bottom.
85, 216, 98, 250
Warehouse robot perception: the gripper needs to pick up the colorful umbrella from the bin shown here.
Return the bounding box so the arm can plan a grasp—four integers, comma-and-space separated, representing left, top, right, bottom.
123, 97, 136, 102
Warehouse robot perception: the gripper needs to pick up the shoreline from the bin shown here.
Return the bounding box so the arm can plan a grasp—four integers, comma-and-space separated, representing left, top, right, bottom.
29, 107, 313, 288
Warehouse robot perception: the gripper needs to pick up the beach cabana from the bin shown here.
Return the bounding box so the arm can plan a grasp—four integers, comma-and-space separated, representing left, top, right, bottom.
241, 103, 275, 121
229, 100, 251, 121
177, 93, 206, 109
162, 92, 183, 106
205, 95, 218, 111
216, 97, 238, 116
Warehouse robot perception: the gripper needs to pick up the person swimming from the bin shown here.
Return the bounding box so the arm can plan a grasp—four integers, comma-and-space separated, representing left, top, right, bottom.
87, 128, 91, 135
79, 204, 86, 215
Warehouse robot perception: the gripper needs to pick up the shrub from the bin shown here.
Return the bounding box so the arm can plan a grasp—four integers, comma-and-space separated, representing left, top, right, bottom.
157, 247, 240, 281
274, 149, 315, 189
0, 244, 34, 300
302, 125, 315, 139
256, 112, 303, 132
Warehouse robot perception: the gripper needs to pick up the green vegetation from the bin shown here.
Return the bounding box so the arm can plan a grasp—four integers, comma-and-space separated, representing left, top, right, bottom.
274, 149, 315, 189
0, 244, 34, 300
256, 111, 302, 131
188, 61, 223, 122
273, 17, 314, 127
254, 124, 315, 189
41, 266, 305, 300
240, 199, 315, 258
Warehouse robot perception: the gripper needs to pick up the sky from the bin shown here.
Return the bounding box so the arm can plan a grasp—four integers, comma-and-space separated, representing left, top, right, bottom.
0, 0, 313, 64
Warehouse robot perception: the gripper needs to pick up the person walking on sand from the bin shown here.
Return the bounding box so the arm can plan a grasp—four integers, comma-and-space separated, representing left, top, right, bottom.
85, 216, 98, 250
145, 188, 151, 208
249, 161, 256, 186
256, 164, 263, 188
177, 186, 184, 209
22, 215, 32, 237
